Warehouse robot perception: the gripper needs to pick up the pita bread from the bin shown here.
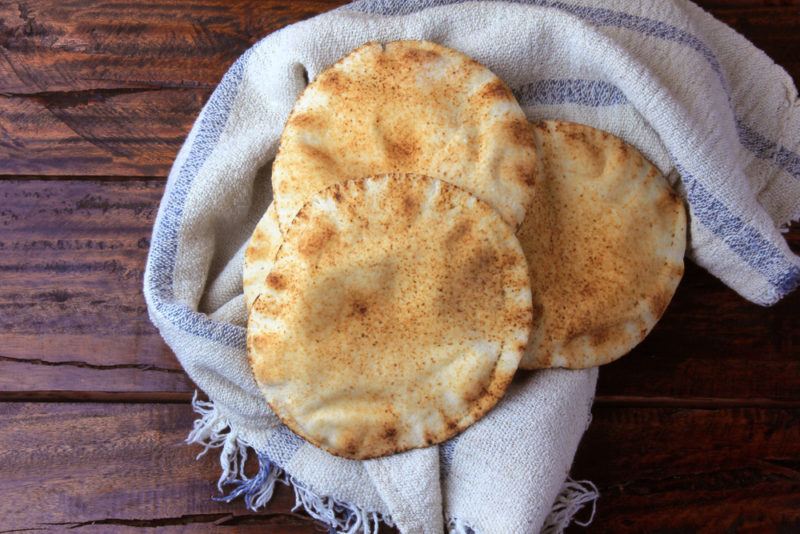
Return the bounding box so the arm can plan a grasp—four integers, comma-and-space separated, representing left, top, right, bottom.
519, 121, 686, 369
248, 173, 532, 459
271, 40, 537, 231
243, 203, 281, 311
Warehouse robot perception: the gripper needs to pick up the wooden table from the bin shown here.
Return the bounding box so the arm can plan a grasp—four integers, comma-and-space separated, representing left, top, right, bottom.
1, 1, 798, 532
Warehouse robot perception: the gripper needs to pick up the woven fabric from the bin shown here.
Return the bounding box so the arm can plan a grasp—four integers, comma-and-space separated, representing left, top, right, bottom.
144, 1, 800, 532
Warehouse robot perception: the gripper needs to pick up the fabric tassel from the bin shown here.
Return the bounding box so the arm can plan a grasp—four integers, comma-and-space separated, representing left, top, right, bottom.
541, 478, 599, 534
188, 396, 596, 533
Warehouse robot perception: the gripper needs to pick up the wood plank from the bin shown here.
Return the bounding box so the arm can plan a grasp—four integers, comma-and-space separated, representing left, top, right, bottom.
0, 179, 193, 393
57, 523, 324, 533
2, 179, 798, 401
0, 0, 348, 94
0, 88, 207, 176
569, 404, 800, 533
575, 406, 800, 483
699, 0, 800, 6
1, 1, 797, 177
3, 1, 798, 532
597, 261, 800, 402
0, 0, 347, 177
0, 0, 794, 94
2, 402, 798, 532
0, 401, 320, 532
569, 477, 800, 533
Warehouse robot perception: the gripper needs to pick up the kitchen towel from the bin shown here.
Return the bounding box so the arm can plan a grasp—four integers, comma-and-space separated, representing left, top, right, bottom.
144, 1, 800, 532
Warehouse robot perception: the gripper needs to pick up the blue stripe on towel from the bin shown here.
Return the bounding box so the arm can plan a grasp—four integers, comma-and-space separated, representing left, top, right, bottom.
736, 120, 800, 180
146, 49, 254, 347
439, 438, 458, 470
677, 162, 800, 296
349, 0, 726, 86
516, 79, 800, 182
350, 0, 800, 181
147, 2, 800, 350
512, 77, 800, 297
515, 79, 627, 107
264, 425, 306, 466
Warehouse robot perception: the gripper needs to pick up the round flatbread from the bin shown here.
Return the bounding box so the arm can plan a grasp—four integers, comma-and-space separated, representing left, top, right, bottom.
519, 121, 686, 369
243, 203, 281, 311
271, 40, 537, 232
248, 173, 532, 459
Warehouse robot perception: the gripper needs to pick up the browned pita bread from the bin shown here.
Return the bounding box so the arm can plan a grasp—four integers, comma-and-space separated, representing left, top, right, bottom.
248, 173, 532, 459
519, 121, 686, 369
271, 40, 537, 232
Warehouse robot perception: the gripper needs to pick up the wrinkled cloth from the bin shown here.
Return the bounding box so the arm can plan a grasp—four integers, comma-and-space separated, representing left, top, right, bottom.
144, 1, 800, 532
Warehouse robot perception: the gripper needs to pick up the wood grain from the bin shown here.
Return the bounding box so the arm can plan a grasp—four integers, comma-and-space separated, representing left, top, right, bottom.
0, 0, 348, 93
1, 1, 799, 532
0, 0, 794, 92
1, 1, 797, 177
2, 402, 798, 532
0, 88, 207, 176
0, 0, 347, 177
570, 405, 800, 533
0, 402, 320, 533
0, 179, 193, 393
597, 261, 800, 402
2, 178, 798, 404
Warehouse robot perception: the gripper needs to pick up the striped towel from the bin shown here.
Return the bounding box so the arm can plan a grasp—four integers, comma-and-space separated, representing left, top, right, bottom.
144, 1, 800, 532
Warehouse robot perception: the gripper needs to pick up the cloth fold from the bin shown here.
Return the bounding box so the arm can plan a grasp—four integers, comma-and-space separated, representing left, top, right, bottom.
145, 1, 800, 532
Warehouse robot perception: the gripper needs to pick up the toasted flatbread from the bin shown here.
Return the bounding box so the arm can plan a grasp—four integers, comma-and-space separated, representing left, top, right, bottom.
519, 121, 686, 369
271, 40, 537, 231
248, 173, 532, 459
243, 203, 281, 311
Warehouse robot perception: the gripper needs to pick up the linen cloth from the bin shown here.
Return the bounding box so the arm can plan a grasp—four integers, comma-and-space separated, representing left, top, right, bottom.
144, 1, 800, 532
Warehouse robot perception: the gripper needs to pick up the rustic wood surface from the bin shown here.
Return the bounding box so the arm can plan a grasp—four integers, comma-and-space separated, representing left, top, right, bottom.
0, 0, 798, 532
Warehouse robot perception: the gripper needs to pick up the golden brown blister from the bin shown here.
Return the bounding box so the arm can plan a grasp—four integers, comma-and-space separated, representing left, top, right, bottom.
271, 40, 537, 232
518, 121, 687, 369
247, 173, 532, 459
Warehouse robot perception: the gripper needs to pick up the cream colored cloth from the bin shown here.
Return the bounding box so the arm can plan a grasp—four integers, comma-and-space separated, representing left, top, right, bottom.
145, 1, 799, 532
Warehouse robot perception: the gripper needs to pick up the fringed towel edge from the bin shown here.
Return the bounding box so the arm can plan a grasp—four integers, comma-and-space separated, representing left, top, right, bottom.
541, 478, 599, 533
187, 394, 598, 534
